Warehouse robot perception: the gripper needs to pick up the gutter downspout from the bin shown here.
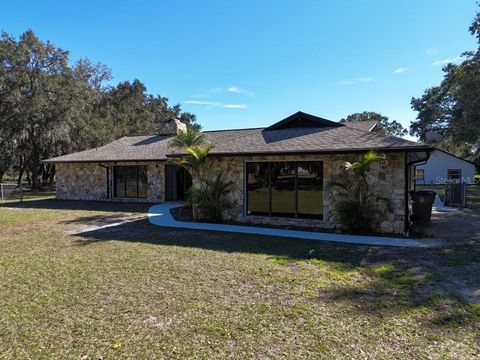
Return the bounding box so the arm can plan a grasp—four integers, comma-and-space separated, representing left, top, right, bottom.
99, 163, 110, 200
404, 150, 432, 235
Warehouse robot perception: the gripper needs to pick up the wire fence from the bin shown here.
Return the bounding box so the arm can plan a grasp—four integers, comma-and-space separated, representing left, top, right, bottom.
0, 183, 24, 204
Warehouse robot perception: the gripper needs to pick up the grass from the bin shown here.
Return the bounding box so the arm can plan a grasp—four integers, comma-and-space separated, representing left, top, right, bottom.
0, 198, 479, 359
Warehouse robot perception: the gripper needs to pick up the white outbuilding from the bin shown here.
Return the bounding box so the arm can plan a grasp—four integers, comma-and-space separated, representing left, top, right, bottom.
415, 149, 476, 185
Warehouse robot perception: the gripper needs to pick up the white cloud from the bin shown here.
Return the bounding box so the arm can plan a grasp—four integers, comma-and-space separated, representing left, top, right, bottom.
426, 48, 438, 56
192, 87, 223, 98
336, 77, 373, 85
432, 56, 462, 66
185, 100, 221, 106
221, 103, 248, 109
193, 85, 254, 98
185, 100, 247, 109
227, 86, 255, 97
393, 67, 408, 74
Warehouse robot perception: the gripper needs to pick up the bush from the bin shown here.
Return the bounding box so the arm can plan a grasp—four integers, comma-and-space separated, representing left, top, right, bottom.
187, 171, 234, 222
336, 199, 374, 234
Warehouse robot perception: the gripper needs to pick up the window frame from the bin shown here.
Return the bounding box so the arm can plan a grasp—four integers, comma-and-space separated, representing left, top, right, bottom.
244, 160, 323, 220
415, 168, 425, 181
113, 165, 148, 199
447, 169, 461, 180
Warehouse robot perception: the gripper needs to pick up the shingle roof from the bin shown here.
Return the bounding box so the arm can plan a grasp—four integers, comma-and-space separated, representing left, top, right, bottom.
345, 121, 378, 132
45, 135, 174, 163
44, 115, 429, 163
195, 126, 428, 156
45, 112, 429, 163
266, 111, 344, 130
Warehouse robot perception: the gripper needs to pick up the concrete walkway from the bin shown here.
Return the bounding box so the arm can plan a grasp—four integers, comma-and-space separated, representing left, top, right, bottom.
148, 203, 438, 248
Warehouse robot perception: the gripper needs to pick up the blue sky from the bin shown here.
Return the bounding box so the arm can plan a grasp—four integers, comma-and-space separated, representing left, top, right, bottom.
1, 1, 478, 137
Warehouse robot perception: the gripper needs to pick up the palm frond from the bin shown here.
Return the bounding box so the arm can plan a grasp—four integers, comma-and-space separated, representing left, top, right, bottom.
169, 127, 206, 149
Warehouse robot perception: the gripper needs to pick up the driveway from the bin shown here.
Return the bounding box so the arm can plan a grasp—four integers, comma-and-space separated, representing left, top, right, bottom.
420, 207, 480, 244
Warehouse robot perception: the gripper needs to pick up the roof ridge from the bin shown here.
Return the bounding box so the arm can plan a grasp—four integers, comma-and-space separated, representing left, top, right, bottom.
345, 125, 419, 145
203, 127, 266, 133
120, 134, 172, 138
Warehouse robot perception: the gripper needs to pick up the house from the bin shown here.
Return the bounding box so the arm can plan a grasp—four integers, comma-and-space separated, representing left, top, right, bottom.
44, 112, 432, 234
414, 149, 476, 185
343, 120, 477, 185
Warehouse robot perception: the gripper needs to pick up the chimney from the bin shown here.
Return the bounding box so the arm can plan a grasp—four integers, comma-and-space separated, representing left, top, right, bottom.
158, 118, 187, 135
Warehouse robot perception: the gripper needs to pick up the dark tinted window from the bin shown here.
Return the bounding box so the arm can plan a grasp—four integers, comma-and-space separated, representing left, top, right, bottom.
297, 162, 323, 218
138, 166, 148, 198
246, 162, 270, 215
113, 166, 148, 198
245, 161, 323, 219
114, 166, 126, 198
271, 162, 296, 217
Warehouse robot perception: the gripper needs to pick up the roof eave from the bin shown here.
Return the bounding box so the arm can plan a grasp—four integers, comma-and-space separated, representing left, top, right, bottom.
42, 158, 167, 164
166, 146, 433, 158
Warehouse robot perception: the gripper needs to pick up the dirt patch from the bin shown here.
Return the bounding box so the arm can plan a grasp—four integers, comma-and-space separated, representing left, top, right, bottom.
418, 208, 480, 244
138, 315, 174, 328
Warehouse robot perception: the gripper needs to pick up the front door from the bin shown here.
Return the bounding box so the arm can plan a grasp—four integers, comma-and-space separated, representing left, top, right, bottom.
165, 165, 191, 201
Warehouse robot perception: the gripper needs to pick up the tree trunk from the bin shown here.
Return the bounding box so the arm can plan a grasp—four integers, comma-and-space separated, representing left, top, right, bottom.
30, 146, 40, 190
48, 165, 55, 185
26, 170, 31, 186
17, 155, 25, 186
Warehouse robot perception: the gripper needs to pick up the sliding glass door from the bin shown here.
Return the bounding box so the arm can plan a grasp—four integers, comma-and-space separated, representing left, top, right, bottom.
113, 165, 148, 198
246, 161, 323, 219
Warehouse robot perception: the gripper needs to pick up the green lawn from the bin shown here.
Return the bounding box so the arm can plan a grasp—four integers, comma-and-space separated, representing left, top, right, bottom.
0, 199, 479, 359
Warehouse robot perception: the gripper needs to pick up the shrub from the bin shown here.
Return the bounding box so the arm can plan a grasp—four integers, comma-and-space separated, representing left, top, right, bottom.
187, 171, 234, 221
331, 151, 388, 233
335, 199, 374, 234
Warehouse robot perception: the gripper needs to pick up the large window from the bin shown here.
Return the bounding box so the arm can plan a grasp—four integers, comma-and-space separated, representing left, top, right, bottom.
113, 165, 148, 198
246, 161, 323, 219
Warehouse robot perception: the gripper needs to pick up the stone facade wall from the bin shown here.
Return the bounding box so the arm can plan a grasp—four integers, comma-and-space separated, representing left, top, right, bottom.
56, 152, 407, 234
157, 119, 187, 135
194, 153, 407, 234
56, 163, 108, 200
55, 161, 165, 202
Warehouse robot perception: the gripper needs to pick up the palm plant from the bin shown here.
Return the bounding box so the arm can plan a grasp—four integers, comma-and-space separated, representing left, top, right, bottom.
187, 171, 234, 221
172, 144, 213, 182
345, 151, 386, 205
331, 151, 388, 233
345, 151, 387, 177
169, 129, 234, 222
168, 127, 206, 149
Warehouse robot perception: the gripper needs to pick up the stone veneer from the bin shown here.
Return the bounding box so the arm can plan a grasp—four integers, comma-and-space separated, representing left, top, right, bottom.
56, 152, 408, 234
193, 153, 407, 234
55, 161, 165, 203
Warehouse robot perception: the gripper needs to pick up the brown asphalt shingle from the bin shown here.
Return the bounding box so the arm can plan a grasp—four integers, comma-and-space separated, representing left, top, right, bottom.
45, 135, 174, 163
45, 125, 428, 163
344, 121, 378, 132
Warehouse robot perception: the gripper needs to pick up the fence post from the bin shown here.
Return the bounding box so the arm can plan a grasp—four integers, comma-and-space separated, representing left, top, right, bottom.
1, 184, 3, 205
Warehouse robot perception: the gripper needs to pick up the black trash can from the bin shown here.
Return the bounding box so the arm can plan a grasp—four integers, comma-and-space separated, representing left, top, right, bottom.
410, 190, 436, 224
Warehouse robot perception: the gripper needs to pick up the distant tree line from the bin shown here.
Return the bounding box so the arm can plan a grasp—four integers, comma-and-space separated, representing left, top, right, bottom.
340, 111, 407, 137
0, 29, 198, 188
410, 5, 480, 167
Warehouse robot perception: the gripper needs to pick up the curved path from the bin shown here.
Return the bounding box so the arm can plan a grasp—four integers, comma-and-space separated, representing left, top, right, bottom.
148, 203, 437, 248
